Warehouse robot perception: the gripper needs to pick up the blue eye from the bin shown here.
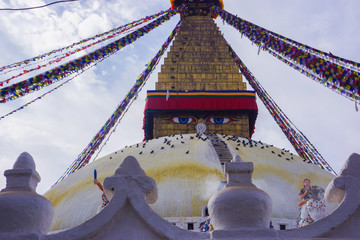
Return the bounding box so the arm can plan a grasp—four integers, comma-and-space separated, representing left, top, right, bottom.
207, 118, 232, 124
178, 117, 190, 124
168, 117, 196, 124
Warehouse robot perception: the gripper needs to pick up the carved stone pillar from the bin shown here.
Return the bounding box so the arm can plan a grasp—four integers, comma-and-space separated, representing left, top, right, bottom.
208, 155, 275, 238
0, 152, 54, 237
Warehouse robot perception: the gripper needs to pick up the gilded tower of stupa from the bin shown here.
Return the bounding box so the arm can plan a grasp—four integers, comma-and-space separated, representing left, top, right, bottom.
143, 0, 258, 140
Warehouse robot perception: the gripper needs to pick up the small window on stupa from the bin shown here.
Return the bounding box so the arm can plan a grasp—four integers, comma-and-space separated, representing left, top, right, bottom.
187, 223, 194, 230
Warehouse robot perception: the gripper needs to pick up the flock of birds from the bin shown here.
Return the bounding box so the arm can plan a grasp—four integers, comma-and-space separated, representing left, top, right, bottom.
103, 133, 314, 165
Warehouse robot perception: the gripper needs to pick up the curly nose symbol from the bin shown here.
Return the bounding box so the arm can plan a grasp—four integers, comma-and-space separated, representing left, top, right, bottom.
196, 123, 206, 134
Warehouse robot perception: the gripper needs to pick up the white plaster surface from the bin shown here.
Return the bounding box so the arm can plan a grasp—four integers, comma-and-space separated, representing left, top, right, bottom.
44, 134, 335, 231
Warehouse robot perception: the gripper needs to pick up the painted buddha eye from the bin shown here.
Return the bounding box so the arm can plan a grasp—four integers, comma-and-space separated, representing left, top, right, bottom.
169, 117, 196, 124
207, 117, 232, 124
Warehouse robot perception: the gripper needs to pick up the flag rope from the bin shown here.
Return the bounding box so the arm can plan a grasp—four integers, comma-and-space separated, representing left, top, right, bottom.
54, 20, 182, 185
211, 6, 360, 103
0, 7, 181, 103
227, 44, 336, 175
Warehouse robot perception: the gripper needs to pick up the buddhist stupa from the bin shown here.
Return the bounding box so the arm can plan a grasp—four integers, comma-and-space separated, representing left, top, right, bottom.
44, 0, 335, 231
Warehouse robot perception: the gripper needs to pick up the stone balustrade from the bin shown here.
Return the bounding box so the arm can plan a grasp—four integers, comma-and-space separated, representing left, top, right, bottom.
0, 152, 360, 239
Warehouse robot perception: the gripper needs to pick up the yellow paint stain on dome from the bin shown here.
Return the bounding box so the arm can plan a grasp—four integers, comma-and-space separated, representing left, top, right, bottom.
146, 161, 223, 184
147, 161, 224, 217
251, 163, 332, 188
223, 136, 334, 187
52, 217, 62, 231
44, 177, 103, 208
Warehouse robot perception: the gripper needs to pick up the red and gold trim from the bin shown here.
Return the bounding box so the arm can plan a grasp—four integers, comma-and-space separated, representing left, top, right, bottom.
145, 90, 257, 111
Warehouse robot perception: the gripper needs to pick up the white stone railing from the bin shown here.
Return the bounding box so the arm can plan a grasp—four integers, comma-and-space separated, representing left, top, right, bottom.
0, 152, 359, 239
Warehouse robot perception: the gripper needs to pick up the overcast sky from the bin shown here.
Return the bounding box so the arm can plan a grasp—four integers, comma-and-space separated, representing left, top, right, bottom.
0, 0, 359, 194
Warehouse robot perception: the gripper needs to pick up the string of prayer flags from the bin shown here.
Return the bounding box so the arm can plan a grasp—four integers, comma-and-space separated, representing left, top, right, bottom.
0, 57, 105, 120
266, 49, 356, 101
265, 33, 360, 73
54, 20, 182, 185
0, 8, 171, 80
211, 6, 360, 103
227, 44, 336, 175
0, 7, 180, 103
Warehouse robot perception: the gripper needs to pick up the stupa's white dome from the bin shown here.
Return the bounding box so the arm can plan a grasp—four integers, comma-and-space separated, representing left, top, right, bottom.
44, 134, 334, 231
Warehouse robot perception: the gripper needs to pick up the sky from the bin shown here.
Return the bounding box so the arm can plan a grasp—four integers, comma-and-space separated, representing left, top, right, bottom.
0, 0, 359, 194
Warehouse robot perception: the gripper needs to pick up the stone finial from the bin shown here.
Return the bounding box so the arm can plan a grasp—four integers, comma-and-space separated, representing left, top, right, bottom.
104, 155, 158, 204
0, 152, 54, 235
208, 160, 272, 231
225, 159, 254, 187
325, 153, 360, 203
2, 152, 40, 192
